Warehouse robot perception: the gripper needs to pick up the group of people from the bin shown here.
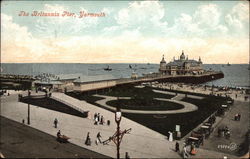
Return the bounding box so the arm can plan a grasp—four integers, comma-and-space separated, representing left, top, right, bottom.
218, 126, 230, 139
53, 118, 104, 146
85, 132, 103, 146
234, 113, 241, 121
94, 113, 109, 125
175, 142, 197, 158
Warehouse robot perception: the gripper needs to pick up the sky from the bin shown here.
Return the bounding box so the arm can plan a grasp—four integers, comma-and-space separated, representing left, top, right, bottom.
1, 0, 249, 64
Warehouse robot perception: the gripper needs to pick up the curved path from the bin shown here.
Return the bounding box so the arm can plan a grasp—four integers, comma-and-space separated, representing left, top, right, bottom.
94, 95, 198, 114
153, 89, 204, 100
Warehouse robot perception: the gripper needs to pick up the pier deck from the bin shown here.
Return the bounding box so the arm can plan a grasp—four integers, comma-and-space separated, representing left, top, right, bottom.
116, 71, 224, 85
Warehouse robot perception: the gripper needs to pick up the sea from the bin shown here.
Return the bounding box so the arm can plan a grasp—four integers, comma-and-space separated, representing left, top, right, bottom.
1, 63, 249, 89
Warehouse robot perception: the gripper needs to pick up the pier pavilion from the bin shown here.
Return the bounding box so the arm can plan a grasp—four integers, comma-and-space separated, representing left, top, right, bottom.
159, 50, 204, 75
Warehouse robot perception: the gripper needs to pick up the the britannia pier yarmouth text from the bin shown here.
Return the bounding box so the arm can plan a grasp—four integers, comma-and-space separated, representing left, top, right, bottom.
18, 11, 105, 18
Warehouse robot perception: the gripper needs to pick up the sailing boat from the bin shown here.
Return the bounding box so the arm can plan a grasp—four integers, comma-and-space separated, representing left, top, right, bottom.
227, 62, 231, 66
104, 65, 112, 71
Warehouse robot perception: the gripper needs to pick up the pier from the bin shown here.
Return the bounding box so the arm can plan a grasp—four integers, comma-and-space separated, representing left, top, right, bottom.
0, 71, 224, 93
116, 71, 224, 86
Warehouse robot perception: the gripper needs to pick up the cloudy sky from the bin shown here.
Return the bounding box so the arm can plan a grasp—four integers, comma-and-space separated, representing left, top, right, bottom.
1, 0, 249, 64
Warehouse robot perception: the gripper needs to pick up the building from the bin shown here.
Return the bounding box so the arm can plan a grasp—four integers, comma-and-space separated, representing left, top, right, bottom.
73, 74, 117, 92
34, 73, 117, 92
159, 50, 204, 75
34, 73, 82, 92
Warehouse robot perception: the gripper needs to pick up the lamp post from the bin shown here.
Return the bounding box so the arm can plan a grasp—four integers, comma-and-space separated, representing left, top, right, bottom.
102, 107, 131, 159
211, 76, 214, 95
27, 104, 30, 125
115, 106, 122, 159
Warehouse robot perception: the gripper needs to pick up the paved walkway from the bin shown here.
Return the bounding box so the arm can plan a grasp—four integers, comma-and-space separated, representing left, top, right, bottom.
171, 94, 185, 101
151, 83, 250, 102
153, 89, 176, 95
0, 116, 108, 158
94, 94, 198, 114
153, 89, 204, 100
198, 100, 249, 157
1, 92, 180, 158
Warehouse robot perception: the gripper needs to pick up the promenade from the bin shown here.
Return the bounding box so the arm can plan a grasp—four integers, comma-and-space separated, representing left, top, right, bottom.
1, 91, 179, 158
1, 88, 248, 158
150, 82, 250, 102
0, 116, 108, 158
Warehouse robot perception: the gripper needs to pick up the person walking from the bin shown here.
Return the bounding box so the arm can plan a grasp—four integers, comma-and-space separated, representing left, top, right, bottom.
57, 130, 61, 138
238, 113, 241, 121
125, 152, 130, 159
183, 144, 188, 159
234, 114, 238, 121
54, 118, 58, 128
94, 113, 97, 121
190, 142, 196, 155
168, 131, 173, 141
97, 113, 100, 123
94, 116, 98, 125
85, 132, 91, 146
96, 132, 102, 145
175, 142, 180, 152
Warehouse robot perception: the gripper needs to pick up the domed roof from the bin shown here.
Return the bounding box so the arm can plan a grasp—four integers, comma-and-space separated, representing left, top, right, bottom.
180, 50, 185, 60
160, 55, 166, 63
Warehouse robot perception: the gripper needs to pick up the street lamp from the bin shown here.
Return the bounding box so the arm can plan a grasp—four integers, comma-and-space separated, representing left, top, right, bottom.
115, 106, 122, 159
211, 76, 214, 95
102, 106, 131, 158
27, 104, 30, 125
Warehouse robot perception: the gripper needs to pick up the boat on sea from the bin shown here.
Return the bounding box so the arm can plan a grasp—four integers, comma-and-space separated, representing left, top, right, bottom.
227, 62, 231, 66
104, 65, 112, 71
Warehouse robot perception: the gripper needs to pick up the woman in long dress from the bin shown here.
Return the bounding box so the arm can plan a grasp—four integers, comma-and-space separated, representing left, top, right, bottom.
168, 131, 173, 141
85, 132, 91, 146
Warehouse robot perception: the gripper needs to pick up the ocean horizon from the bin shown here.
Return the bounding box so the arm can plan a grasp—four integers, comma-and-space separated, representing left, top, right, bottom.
1, 63, 249, 89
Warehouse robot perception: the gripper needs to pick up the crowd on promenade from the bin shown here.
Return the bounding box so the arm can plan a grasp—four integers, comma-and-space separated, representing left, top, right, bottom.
144, 81, 249, 101
53, 111, 111, 145
53, 113, 131, 158
0, 73, 34, 80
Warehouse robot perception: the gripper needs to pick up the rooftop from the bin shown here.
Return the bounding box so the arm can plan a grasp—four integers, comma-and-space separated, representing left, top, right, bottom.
166, 59, 200, 67
73, 74, 117, 83
57, 73, 82, 80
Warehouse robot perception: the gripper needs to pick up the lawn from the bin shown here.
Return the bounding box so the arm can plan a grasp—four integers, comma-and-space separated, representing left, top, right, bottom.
106, 99, 184, 110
